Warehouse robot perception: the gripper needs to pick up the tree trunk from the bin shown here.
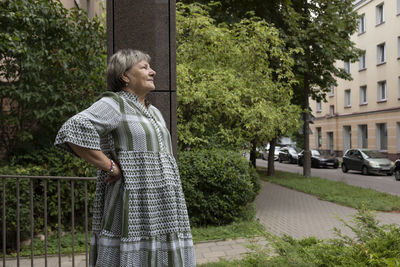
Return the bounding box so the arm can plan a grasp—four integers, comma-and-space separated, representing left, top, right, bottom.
303, 76, 311, 178
250, 139, 257, 168
267, 138, 276, 176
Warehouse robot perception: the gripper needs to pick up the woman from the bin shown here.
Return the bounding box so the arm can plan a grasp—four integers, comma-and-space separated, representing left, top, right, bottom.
55, 49, 196, 266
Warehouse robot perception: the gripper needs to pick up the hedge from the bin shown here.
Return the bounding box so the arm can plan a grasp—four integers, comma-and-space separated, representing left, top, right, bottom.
178, 149, 260, 226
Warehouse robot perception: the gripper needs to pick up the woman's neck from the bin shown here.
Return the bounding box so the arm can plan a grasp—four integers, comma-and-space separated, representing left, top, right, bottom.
123, 88, 147, 107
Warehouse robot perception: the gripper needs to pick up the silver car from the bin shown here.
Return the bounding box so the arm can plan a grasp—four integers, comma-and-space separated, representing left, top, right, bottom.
342, 149, 394, 175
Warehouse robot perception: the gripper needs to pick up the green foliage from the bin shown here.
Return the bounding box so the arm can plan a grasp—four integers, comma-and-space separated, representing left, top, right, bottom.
4, 231, 91, 257
11, 147, 97, 177
265, 208, 400, 266
179, 0, 363, 175
0, 148, 97, 251
178, 149, 260, 226
183, 0, 363, 101
0, 0, 106, 158
199, 209, 400, 266
277, 0, 364, 110
260, 170, 400, 212
176, 2, 301, 151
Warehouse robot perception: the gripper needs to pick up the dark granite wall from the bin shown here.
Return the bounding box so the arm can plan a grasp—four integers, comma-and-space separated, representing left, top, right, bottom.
107, 0, 177, 156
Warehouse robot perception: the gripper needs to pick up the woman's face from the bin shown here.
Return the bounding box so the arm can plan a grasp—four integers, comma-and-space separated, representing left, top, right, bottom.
124, 60, 156, 93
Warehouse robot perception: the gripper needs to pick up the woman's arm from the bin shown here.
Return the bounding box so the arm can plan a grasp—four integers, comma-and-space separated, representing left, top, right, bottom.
68, 142, 122, 184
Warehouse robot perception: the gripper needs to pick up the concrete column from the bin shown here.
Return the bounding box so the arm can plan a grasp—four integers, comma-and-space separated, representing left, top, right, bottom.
107, 0, 177, 156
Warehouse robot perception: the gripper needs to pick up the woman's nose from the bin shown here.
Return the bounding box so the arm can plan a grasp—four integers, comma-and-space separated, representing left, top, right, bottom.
150, 68, 156, 76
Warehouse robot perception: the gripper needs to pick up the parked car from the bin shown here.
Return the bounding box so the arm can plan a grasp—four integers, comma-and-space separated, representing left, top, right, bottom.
342, 149, 394, 176
297, 150, 338, 168
259, 146, 280, 161
278, 146, 300, 164
394, 159, 400, 181
272, 146, 280, 161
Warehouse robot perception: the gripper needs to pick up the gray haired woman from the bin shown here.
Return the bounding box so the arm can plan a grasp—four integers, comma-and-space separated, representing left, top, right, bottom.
55, 49, 195, 266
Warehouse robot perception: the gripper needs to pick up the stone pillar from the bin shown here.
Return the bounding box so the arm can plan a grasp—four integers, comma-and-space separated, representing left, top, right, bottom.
107, 0, 177, 156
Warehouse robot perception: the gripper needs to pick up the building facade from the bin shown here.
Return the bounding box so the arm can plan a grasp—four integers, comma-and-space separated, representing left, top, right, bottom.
309, 0, 400, 160
60, 0, 104, 18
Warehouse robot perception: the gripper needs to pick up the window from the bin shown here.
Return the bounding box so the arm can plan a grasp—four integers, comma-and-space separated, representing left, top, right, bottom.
358, 125, 368, 149
398, 37, 400, 58
329, 105, 335, 116
397, 0, 400, 14
316, 127, 322, 148
344, 60, 351, 73
343, 126, 352, 152
360, 86, 367, 104
327, 132, 334, 153
377, 43, 386, 64
359, 53, 366, 70
358, 14, 366, 33
377, 81, 387, 101
376, 123, 387, 150
398, 76, 400, 98
329, 85, 334, 96
316, 101, 322, 112
397, 123, 400, 152
376, 3, 384, 25
344, 89, 351, 107
87, 0, 92, 18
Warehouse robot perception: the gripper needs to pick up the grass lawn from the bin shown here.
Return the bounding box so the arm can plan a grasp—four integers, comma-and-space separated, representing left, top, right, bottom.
258, 169, 400, 212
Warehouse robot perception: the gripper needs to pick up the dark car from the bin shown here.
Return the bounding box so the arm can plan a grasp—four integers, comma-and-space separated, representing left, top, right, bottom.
278, 146, 300, 164
394, 159, 400, 181
297, 150, 338, 168
342, 149, 394, 176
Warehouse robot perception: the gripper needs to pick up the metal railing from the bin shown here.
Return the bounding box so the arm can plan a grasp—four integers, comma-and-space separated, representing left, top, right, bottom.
0, 175, 96, 267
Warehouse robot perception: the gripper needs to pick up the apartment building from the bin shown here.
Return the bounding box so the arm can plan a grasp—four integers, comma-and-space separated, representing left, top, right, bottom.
309, 0, 400, 160
60, 0, 104, 18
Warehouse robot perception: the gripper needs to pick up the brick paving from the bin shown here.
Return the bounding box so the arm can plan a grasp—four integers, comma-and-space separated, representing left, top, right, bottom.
194, 237, 270, 265
255, 181, 400, 240
6, 180, 400, 266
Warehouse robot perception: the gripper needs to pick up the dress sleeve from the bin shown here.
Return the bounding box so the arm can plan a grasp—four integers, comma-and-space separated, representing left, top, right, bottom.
54, 97, 122, 155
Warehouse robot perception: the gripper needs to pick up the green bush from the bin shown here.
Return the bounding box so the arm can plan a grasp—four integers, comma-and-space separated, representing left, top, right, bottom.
0, 148, 97, 252
264, 208, 400, 266
201, 208, 400, 266
0, 0, 106, 159
178, 149, 260, 226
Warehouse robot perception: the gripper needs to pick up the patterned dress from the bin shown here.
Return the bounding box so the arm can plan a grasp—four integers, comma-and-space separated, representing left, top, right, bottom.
55, 91, 196, 266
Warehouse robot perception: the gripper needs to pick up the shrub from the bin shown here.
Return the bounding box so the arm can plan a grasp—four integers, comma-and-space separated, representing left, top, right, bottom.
209, 208, 400, 266
178, 149, 260, 226
263, 208, 400, 266
0, 0, 106, 158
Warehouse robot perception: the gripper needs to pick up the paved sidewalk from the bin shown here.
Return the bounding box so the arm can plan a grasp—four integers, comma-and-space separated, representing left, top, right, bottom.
255, 181, 400, 239
194, 237, 270, 265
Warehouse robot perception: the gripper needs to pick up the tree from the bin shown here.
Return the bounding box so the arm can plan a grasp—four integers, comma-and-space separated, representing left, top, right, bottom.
0, 0, 106, 159
179, 0, 362, 176
176, 3, 301, 167
286, 0, 363, 177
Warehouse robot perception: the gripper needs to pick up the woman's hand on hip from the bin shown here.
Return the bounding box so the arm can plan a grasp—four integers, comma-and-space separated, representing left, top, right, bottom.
104, 163, 122, 184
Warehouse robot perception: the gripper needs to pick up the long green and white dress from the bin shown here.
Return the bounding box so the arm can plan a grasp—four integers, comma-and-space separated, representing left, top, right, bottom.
55, 91, 195, 266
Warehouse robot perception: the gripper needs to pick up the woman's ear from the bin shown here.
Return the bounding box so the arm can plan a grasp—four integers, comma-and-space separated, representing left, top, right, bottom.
120, 73, 129, 83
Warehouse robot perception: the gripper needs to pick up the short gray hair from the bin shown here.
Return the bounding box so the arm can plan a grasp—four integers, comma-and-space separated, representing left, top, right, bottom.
106, 49, 151, 92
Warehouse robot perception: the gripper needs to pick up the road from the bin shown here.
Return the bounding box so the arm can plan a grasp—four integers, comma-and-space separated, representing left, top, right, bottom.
256, 159, 400, 197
